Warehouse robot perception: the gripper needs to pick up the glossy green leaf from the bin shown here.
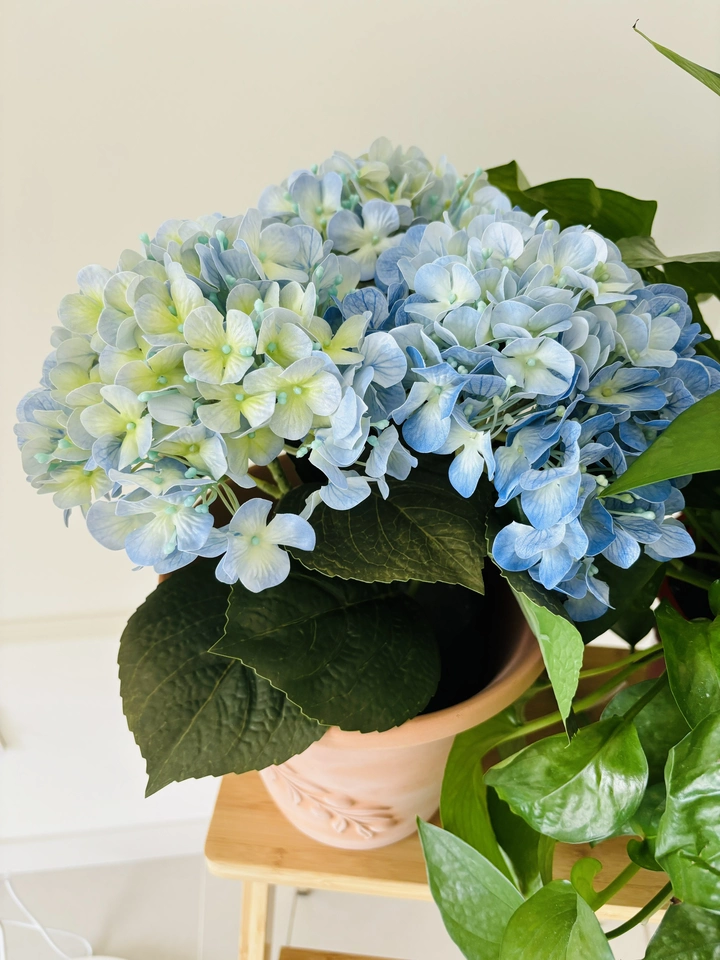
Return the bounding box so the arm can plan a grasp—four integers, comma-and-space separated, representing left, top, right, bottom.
656, 710, 720, 910
118, 561, 325, 795
602, 677, 690, 783
576, 554, 665, 645
281, 465, 491, 594
213, 570, 440, 733
440, 713, 517, 880
419, 820, 523, 960
486, 160, 656, 241
487, 788, 548, 896
485, 718, 648, 843
499, 881, 614, 960
656, 602, 720, 728
634, 25, 720, 96
602, 391, 720, 496
569, 857, 603, 909
645, 903, 720, 959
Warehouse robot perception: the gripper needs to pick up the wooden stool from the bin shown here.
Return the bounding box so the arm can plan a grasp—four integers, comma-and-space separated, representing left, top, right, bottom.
205, 770, 668, 960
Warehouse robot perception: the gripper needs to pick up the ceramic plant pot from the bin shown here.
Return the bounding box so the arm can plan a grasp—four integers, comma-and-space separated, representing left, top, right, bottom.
260, 594, 542, 849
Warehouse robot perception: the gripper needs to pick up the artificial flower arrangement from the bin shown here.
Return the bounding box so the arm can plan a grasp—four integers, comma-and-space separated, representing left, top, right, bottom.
15, 27, 720, 958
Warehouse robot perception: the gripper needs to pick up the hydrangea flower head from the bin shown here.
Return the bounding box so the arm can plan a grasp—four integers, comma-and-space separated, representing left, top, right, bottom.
17, 139, 718, 617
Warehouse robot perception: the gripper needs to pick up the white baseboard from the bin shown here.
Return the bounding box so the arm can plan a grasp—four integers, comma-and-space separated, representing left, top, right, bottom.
0, 818, 209, 875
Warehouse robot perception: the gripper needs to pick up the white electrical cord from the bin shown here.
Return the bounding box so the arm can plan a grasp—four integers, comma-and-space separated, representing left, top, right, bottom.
0, 876, 93, 958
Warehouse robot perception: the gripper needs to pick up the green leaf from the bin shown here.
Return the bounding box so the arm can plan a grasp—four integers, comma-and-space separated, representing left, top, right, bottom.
569, 857, 604, 909
213, 569, 440, 733
602, 677, 690, 784
499, 880, 614, 960
576, 554, 665, 645
419, 820, 523, 960
645, 903, 720, 959
487, 788, 547, 896
281, 465, 491, 594
485, 718, 648, 843
634, 24, 720, 96
626, 782, 667, 872
616, 236, 720, 271
440, 712, 517, 880
486, 160, 656, 241
509, 579, 583, 722
602, 391, 720, 497
118, 560, 325, 795
656, 710, 720, 910
656, 602, 720, 728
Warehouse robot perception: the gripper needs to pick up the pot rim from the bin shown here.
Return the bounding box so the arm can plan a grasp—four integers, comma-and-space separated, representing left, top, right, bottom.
320, 615, 542, 751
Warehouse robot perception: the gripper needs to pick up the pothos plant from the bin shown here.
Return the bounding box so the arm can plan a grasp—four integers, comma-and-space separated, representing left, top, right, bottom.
419, 29, 720, 959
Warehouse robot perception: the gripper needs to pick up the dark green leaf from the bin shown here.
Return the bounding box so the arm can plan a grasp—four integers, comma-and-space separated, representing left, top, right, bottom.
602, 678, 690, 783
499, 880, 614, 960
626, 782, 667, 871
576, 554, 665, 645
656, 710, 720, 910
440, 713, 517, 880
602, 391, 720, 496
487, 787, 546, 896
486, 161, 656, 241
616, 236, 720, 271
485, 718, 648, 843
656, 602, 720, 728
419, 820, 523, 960
281, 466, 491, 594
634, 25, 720, 96
213, 569, 440, 733
118, 560, 325, 795
645, 903, 720, 959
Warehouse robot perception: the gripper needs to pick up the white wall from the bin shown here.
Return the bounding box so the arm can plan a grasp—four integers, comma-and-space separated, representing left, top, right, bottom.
1, 0, 719, 864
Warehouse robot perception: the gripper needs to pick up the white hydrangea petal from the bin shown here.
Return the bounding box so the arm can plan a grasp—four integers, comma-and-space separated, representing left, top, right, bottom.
265, 513, 316, 550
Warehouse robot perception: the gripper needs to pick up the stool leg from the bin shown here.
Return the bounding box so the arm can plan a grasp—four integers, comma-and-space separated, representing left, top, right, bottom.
239, 880, 275, 960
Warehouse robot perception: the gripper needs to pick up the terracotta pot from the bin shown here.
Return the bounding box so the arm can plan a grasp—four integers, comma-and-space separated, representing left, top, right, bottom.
260, 593, 542, 849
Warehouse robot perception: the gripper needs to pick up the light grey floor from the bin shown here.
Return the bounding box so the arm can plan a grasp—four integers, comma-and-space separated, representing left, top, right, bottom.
0, 855, 658, 960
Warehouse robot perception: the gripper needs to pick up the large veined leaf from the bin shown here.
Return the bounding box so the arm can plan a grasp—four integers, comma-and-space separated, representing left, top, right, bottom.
602, 391, 720, 497
656, 602, 720, 728
419, 821, 523, 960
656, 711, 720, 910
602, 677, 690, 784
616, 236, 720, 272
634, 24, 720, 96
486, 160, 656, 241
645, 903, 720, 959
499, 881, 614, 960
119, 560, 325, 795
440, 712, 517, 880
212, 569, 440, 733
485, 718, 648, 844
281, 466, 491, 594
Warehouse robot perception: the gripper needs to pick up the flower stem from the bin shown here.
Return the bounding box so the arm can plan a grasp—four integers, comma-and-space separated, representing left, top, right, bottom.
531, 646, 663, 694
605, 883, 673, 940
267, 459, 291, 495
666, 560, 714, 591
251, 476, 282, 499
692, 551, 720, 563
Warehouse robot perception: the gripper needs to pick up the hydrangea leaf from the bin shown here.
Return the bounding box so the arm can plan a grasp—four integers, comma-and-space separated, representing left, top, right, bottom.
281, 466, 491, 594
498, 881, 614, 960
418, 821, 523, 960
485, 718, 648, 843
440, 712, 517, 881
655, 602, 720, 728
118, 560, 325, 796
656, 711, 720, 910
602, 390, 720, 496
602, 677, 690, 784
486, 160, 656, 241
634, 25, 720, 96
213, 569, 440, 733
645, 903, 720, 959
